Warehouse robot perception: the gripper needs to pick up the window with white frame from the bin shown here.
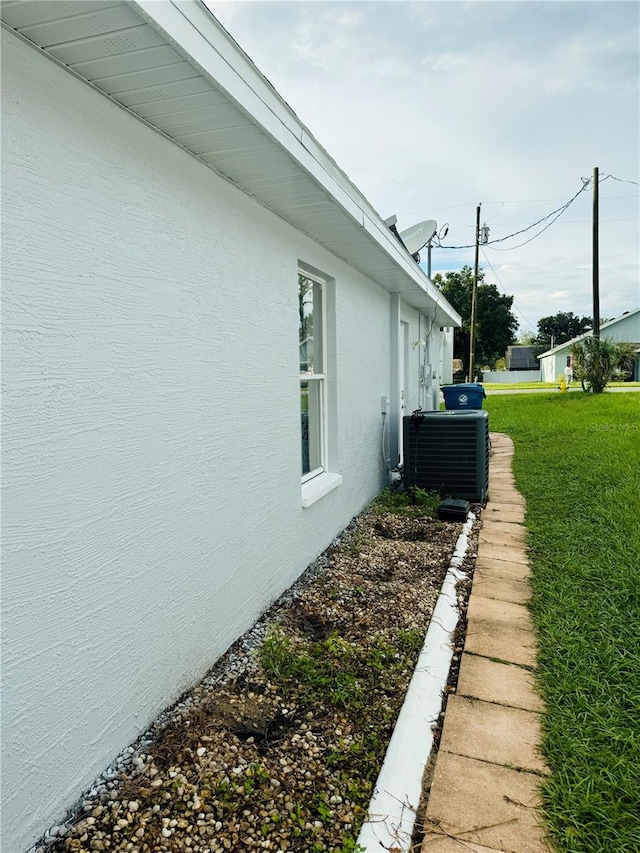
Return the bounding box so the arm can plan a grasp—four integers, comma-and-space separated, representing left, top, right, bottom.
299, 272, 326, 480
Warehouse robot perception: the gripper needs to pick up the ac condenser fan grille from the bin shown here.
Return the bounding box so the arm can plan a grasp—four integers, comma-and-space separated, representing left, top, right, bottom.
403, 411, 489, 503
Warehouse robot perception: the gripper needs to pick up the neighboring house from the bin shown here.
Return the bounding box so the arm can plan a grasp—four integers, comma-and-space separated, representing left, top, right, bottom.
1, 2, 460, 849
538, 308, 640, 382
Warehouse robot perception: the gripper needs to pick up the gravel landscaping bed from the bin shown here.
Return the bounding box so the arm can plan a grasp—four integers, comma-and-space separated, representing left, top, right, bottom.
40, 492, 479, 853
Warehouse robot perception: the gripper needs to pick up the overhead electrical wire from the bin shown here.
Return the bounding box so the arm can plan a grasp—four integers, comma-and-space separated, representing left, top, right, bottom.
602, 174, 640, 186
487, 199, 588, 251
426, 173, 638, 252
450, 216, 638, 230
397, 192, 637, 218
426, 171, 638, 333
480, 247, 537, 333
478, 174, 638, 252
436, 179, 592, 250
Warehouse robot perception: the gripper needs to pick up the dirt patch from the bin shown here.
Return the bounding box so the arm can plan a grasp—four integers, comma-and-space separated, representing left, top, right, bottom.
42, 500, 480, 853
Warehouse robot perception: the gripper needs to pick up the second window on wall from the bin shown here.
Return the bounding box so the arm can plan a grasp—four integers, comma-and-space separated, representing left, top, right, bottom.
299, 272, 326, 480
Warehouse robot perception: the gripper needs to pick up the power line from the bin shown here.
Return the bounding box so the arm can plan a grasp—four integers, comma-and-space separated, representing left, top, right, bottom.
398, 173, 639, 235
488, 200, 590, 251
603, 174, 640, 186
480, 247, 537, 332
452, 217, 639, 230
436, 175, 638, 251
397, 192, 637, 217
484, 265, 640, 275
437, 179, 591, 250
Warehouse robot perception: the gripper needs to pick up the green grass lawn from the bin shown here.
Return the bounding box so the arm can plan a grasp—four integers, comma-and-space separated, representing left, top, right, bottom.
482, 381, 559, 390
485, 393, 640, 853
481, 381, 640, 391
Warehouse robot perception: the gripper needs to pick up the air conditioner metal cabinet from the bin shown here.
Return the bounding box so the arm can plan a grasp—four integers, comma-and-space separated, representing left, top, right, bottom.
403, 410, 489, 503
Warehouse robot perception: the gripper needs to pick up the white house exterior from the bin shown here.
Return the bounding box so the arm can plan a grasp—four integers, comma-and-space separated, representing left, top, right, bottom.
1, 2, 460, 849
538, 308, 640, 382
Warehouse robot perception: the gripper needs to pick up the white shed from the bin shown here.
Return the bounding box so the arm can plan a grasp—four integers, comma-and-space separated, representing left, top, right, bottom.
538, 308, 640, 382
1, 2, 460, 849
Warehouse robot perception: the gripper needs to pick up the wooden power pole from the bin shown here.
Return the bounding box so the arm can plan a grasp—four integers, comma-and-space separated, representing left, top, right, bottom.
468, 203, 481, 380
592, 166, 600, 340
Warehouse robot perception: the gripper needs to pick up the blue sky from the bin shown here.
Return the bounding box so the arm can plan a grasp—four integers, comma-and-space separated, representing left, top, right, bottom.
205, 1, 639, 333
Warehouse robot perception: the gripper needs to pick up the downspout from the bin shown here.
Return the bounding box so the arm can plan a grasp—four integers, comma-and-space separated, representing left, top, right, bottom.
389, 294, 401, 468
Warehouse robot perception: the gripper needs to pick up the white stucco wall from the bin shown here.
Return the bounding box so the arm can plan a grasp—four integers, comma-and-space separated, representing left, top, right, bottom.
2, 30, 397, 850
397, 309, 453, 414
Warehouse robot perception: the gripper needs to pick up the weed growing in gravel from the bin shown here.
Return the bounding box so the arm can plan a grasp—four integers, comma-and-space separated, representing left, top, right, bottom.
260, 628, 420, 717
343, 530, 370, 558
41, 495, 461, 853
373, 486, 440, 516
257, 624, 424, 845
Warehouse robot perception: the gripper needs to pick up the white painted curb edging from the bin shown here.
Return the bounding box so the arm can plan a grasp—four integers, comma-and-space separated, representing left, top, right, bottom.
356, 512, 476, 853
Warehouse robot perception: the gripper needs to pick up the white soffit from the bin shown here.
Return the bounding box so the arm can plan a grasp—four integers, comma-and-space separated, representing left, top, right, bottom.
1, 0, 460, 327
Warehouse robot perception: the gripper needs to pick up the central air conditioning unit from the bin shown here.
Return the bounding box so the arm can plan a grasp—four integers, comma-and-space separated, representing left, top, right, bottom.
403, 410, 489, 503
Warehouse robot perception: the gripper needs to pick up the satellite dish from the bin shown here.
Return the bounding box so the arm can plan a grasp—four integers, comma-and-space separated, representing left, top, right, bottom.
399, 219, 438, 255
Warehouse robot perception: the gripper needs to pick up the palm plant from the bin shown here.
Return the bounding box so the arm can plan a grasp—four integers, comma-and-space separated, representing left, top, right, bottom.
570, 336, 637, 393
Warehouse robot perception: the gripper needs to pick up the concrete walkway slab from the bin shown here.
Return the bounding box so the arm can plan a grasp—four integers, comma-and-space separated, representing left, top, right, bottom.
467, 596, 534, 632
488, 490, 526, 506
421, 838, 511, 852
438, 695, 548, 774
474, 558, 531, 582
490, 465, 517, 475
483, 505, 526, 524
465, 617, 537, 667
489, 471, 517, 483
481, 520, 526, 538
479, 533, 529, 553
476, 543, 529, 564
472, 574, 531, 605
423, 753, 552, 853
457, 654, 542, 712
419, 432, 553, 853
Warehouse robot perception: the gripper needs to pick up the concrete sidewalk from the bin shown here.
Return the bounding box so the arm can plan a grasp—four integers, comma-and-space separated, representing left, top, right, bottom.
421, 433, 555, 853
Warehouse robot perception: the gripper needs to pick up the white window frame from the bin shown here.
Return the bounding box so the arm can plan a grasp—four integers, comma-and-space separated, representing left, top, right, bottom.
300, 271, 327, 483
298, 265, 342, 507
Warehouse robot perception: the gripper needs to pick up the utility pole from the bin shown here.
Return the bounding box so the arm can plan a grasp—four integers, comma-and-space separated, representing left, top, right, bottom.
592, 166, 600, 340
468, 203, 481, 381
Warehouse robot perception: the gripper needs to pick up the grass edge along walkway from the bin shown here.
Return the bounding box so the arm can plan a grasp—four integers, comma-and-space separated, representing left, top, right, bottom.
481, 381, 640, 391
485, 392, 640, 853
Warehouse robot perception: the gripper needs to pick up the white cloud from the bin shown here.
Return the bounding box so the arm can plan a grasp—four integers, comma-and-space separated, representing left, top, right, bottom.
206, 1, 640, 332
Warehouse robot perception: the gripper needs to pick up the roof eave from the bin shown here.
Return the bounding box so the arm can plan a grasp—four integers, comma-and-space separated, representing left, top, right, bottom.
2, 0, 461, 327
133, 1, 460, 325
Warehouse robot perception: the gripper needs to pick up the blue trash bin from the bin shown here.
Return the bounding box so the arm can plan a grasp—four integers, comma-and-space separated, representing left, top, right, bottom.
441, 382, 486, 410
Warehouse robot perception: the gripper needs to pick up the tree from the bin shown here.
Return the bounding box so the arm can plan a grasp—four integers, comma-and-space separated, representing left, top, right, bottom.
535, 312, 592, 347
433, 266, 518, 375
516, 332, 538, 346
569, 337, 637, 393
